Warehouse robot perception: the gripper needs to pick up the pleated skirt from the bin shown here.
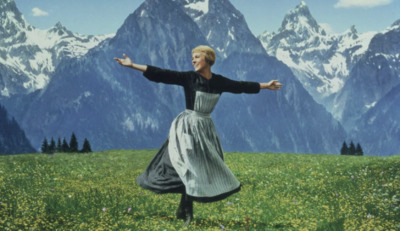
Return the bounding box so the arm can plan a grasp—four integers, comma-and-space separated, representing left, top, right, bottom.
137, 110, 241, 203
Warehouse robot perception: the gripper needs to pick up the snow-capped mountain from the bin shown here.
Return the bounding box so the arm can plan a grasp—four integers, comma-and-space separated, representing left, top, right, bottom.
334, 20, 400, 129
0, 0, 113, 97
7, 0, 346, 154
257, 1, 400, 155
258, 1, 375, 115
2, 0, 398, 155
172, 0, 266, 58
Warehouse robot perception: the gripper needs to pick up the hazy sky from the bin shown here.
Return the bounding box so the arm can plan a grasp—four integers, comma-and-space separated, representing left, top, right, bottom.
14, 0, 400, 36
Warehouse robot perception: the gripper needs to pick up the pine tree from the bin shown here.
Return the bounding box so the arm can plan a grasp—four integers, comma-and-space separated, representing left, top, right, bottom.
69, 133, 79, 153
80, 138, 92, 153
349, 141, 356, 155
340, 141, 349, 155
56, 137, 62, 152
356, 143, 364, 156
41, 137, 49, 154
48, 137, 56, 154
62, 138, 70, 153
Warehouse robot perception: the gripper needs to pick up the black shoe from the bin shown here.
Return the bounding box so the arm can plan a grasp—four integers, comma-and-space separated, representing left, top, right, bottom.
183, 213, 193, 227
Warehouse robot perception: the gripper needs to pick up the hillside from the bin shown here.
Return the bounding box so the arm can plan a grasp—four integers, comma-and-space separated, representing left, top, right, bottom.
0, 104, 35, 154
0, 150, 399, 230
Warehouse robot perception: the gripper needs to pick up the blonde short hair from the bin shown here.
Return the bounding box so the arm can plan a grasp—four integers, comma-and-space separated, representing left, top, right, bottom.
192, 45, 216, 66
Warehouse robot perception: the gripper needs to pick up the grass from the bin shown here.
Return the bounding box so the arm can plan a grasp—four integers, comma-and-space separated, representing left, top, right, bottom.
0, 150, 399, 230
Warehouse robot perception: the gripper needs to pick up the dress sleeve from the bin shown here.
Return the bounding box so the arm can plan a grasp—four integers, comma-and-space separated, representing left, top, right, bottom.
217, 75, 260, 94
143, 65, 188, 86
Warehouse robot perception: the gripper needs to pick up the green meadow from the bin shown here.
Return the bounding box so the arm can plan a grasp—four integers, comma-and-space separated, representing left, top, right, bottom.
0, 150, 399, 230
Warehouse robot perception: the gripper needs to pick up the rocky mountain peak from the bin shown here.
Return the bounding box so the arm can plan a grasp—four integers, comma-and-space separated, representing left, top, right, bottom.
113, 0, 205, 70
52, 21, 65, 31
47, 22, 71, 36
0, 0, 32, 42
259, 1, 377, 116
350, 25, 357, 34
340, 25, 359, 40
172, 0, 265, 58
391, 19, 400, 27
280, 1, 324, 37
0, 0, 18, 13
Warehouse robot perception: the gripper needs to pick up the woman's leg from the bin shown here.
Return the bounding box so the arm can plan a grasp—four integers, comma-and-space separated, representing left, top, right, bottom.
176, 193, 186, 219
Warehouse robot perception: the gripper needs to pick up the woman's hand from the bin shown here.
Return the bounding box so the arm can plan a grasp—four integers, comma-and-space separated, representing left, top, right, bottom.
114, 54, 134, 67
260, 80, 283, 90
114, 54, 147, 72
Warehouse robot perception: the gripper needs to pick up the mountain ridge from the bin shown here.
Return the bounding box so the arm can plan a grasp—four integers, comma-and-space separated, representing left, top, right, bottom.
258, 2, 376, 113
7, 0, 347, 154
1, 0, 397, 155
258, 1, 399, 155
0, 0, 113, 97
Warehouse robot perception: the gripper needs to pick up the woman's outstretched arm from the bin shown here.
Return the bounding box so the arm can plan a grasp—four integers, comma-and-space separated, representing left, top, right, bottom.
114, 54, 147, 72
114, 53, 188, 86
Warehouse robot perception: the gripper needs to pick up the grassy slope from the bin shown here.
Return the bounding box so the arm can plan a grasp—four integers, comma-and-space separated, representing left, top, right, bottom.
0, 150, 399, 230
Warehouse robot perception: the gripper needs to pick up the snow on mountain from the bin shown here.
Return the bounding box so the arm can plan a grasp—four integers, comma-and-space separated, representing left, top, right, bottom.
0, 0, 113, 97
258, 1, 376, 115
333, 20, 400, 129
0, 0, 31, 40
183, 0, 209, 19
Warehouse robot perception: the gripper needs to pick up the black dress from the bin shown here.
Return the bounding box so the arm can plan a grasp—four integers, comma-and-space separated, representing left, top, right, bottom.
137, 65, 260, 202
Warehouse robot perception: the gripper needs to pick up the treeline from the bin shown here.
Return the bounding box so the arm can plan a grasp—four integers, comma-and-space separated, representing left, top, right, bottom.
41, 133, 92, 154
340, 141, 363, 156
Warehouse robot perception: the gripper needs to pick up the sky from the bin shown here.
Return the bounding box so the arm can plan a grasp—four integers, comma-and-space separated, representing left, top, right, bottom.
14, 0, 400, 36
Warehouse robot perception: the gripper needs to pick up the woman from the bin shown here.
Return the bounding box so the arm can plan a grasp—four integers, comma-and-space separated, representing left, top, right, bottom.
114, 45, 282, 226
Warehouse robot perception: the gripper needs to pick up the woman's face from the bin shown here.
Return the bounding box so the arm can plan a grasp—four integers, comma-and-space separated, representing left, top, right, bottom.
192, 52, 209, 72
